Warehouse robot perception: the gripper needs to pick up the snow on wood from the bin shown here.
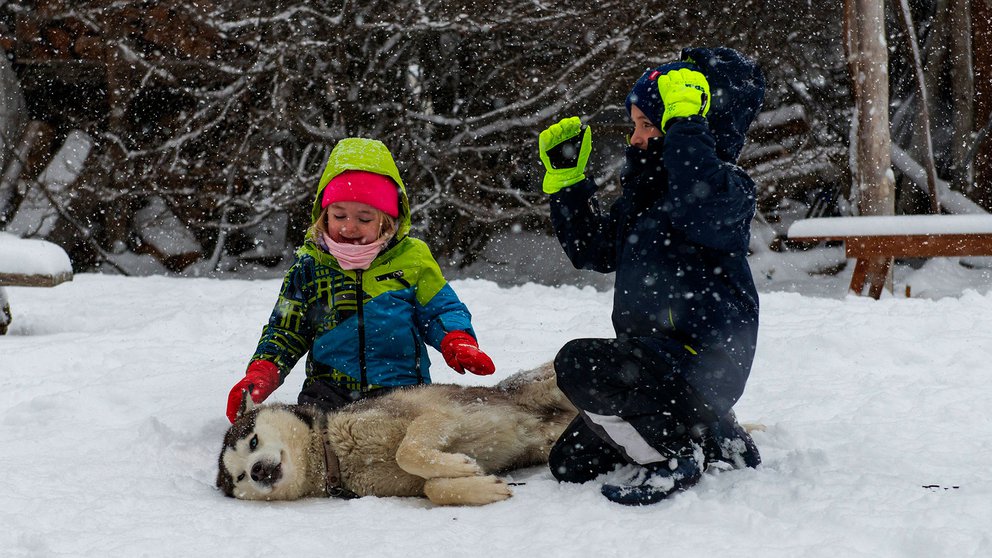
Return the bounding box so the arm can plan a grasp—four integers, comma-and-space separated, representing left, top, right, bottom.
0, 231, 73, 286
749, 104, 809, 142
37, 130, 92, 186
788, 214, 992, 238
890, 144, 987, 215
133, 196, 202, 271
238, 211, 288, 264
5, 130, 93, 238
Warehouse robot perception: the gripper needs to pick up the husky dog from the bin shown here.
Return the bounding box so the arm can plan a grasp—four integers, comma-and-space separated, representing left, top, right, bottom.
216, 363, 576, 506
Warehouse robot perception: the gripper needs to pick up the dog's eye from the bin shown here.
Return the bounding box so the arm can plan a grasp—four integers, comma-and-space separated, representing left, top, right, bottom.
249, 434, 258, 450
236, 472, 246, 482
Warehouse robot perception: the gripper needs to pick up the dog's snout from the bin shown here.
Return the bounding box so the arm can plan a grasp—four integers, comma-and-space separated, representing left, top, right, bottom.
250, 461, 282, 485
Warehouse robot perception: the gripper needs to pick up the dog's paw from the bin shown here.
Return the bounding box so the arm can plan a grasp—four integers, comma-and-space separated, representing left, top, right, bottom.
439, 452, 485, 477
396, 449, 484, 478
423, 475, 513, 506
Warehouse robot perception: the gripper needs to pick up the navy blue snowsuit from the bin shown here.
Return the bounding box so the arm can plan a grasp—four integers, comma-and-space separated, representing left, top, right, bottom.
548, 47, 765, 481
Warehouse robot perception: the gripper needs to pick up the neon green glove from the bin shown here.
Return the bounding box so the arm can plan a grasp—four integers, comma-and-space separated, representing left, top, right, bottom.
656, 68, 711, 132
538, 116, 592, 194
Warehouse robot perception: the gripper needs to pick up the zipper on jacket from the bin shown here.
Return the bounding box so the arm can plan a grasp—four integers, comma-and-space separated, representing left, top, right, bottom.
356, 269, 368, 393
412, 327, 423, 384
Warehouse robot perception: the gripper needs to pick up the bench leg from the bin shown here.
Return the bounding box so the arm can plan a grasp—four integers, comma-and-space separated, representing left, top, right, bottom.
865, 257, 892, 299
849, 258, 869, 296
0, 287, 9, 335
848, 257, 892, 299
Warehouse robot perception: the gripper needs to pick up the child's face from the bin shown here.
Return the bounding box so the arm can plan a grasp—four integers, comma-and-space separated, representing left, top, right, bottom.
629, 105, 662, 150
325, 201, 385, 245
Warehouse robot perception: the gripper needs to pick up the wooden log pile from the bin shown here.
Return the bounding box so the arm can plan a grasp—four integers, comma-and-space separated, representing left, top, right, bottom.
1, 1, 222, 63
0, 2, 239, 272
738, 103, 847, 212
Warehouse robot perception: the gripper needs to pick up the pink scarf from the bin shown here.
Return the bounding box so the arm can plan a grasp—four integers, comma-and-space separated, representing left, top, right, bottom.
322, 232, 390, 270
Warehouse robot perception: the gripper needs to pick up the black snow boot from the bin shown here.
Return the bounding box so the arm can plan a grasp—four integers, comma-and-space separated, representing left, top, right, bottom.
600, 450, 703, 506
695, 410, 761, 470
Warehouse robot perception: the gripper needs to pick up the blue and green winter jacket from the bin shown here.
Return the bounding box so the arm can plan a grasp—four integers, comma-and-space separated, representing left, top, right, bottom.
251, 138, 475, 394
550, 47, 765, 415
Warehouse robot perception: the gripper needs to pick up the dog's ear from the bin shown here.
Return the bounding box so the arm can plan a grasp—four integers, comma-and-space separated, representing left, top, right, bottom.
216, 457, 235, 497
290, 405, 319, 429
237, 388, 257, 419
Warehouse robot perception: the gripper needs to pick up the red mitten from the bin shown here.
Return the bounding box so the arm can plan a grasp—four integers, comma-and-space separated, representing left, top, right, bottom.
440, 331, 496, 376
226, 360, 280, 423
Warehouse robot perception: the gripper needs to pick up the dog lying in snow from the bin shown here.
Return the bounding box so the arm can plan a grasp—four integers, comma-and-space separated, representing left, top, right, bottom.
216, 363, 576, 506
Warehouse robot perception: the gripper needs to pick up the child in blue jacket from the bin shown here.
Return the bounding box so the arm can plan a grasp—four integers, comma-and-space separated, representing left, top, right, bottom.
225, 138, 495, 422
538, 47, 764, 505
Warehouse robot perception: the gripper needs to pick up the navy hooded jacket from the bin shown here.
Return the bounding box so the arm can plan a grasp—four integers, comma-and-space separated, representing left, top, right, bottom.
549, 47, 765, 414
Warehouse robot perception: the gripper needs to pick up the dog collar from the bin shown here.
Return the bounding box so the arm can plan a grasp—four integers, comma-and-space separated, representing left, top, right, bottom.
321, 427, 359, 499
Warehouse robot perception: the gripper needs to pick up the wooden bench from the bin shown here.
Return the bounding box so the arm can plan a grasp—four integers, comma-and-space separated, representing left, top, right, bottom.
787, 215, 992, 299
0, 233, 73, 334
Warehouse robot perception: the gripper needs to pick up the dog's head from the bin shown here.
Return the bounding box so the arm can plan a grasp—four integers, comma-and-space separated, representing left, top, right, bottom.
216, 393, 323, 501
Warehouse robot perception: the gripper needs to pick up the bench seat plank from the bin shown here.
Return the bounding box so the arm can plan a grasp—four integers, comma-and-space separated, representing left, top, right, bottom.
787, 215, 992, 298
0, 233, 74, 334
788, 214, 992, 238
831, 234, 992, 259
0, 271, 73, 287
0, 232, 74, 287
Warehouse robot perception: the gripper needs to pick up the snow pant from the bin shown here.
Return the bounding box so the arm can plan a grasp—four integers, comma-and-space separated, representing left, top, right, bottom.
298, 379, 397, 412
549, 337, 720, 481
549, 415, 626, 483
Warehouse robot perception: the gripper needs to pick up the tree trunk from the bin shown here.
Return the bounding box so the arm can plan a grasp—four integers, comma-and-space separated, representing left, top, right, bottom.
948, 0, 975, 190
893, 0, 940, 213
972, 0, 992, 206
845, 0, 896, 295
846, 0, 896, 217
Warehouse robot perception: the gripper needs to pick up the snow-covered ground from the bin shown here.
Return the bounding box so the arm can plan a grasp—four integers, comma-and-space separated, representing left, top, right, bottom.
2, 258, 992, 557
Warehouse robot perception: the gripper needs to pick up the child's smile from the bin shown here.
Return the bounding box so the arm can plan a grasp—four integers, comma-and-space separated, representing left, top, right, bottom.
326, 201, 383, 245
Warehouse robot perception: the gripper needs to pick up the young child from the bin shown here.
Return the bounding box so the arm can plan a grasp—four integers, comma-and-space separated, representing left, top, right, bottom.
226, 138, 495, 422
537, 47, 765, 505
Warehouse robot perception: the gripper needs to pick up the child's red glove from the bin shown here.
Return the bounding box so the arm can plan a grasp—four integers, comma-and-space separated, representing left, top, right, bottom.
440, 331, 496, 376
226, 360, 280, 423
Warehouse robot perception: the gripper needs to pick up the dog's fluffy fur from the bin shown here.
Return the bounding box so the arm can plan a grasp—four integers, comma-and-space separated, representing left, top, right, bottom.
217, 363, 577, 506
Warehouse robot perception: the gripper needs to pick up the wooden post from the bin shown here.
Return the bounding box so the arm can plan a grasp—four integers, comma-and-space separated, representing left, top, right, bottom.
0, 286, 9, 335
